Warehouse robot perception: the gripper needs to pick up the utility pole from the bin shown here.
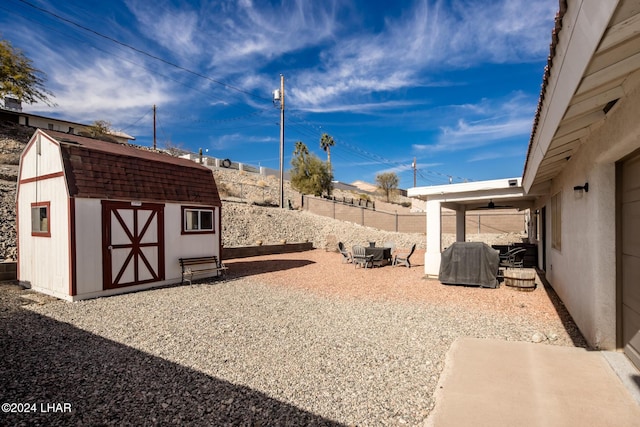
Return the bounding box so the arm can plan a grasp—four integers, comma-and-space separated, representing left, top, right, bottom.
274, 75, 285, 208
412, 157, 416, 187
153, 104, 157, 150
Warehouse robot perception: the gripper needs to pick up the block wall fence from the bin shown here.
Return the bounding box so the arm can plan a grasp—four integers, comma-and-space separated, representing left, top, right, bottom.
301, 195, 526, 235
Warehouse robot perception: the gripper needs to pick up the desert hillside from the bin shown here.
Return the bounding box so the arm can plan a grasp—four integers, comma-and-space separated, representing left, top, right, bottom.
0, 123, 429, 261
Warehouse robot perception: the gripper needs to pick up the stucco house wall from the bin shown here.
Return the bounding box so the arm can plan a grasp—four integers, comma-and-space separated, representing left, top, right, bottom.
541, 71, 640, 349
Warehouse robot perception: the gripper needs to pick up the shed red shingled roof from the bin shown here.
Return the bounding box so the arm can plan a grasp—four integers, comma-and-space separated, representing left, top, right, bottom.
44, 130, 221, 206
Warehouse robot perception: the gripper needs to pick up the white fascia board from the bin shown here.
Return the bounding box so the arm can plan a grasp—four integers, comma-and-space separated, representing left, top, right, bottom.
408, 177, 521, 199
523, 0, 619, 192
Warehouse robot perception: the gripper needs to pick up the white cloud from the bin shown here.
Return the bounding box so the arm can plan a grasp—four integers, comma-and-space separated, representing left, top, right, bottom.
209, 132, 277, 151
413, 92, 535, 152
4, 0, 555, 161
467, 147, 525, 162
114, 0, 558, 111
125, 0, 341, 74
27, 52, 172, 127
300, 100, 418, 114
442, 117, 531, 141
289, 0, 556, 109
129, 5, 201, 59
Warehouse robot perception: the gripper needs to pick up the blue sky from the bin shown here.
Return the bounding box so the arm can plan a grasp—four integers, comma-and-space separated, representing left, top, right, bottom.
1, 0, 558, 188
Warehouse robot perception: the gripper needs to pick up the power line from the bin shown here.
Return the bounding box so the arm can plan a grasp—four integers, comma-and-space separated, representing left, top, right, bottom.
16, 0, 272, 102
2, 2, 260, 116
11, 0, 471, 186
167, 108, 273, 124
286, 111, 472, 185
121, 107, 152, 132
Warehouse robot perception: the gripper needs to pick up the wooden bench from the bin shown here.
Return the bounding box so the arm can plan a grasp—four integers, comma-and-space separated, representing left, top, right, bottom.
179, 256, 228, 284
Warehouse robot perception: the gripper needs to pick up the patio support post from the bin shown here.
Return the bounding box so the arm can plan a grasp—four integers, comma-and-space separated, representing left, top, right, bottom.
425, 199, 443, 277
456, 206, 466, 242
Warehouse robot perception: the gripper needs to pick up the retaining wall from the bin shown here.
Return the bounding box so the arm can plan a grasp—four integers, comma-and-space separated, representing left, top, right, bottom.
222, 242, 314, 260
0, 261, 17, 281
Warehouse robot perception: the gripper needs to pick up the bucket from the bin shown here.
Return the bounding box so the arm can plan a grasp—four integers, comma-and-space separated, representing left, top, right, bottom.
504, 269, 536, 291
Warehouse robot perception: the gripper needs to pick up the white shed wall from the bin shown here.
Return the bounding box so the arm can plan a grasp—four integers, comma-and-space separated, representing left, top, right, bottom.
18, 183, 70, 298
70, 201, 221, 300
543, 75, 640, 349
164, 204, 221, 280
19, 133, 63, 178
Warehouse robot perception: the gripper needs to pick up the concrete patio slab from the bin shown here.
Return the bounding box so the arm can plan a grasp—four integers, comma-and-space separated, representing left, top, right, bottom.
427, 338, 640, 427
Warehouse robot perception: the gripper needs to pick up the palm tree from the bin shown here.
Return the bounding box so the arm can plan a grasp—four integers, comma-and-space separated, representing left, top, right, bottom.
294, 140, 309, 157
319, 133, 335, 172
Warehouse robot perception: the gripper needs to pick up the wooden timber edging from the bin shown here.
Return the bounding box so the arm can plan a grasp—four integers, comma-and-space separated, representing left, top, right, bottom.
7, 245, 533, 283
1, 246, 314, 282
222, 242, 314, 260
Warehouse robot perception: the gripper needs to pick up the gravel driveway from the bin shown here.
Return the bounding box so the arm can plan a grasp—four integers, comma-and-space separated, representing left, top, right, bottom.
0, 250, 585, 426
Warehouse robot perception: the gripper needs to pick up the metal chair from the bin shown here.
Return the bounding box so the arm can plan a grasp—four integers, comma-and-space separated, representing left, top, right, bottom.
499, 247, 526, 268
383, 241, 396, 264
338, 242, 352, 264
352, 245, 374, 269
393, 243, 416, 268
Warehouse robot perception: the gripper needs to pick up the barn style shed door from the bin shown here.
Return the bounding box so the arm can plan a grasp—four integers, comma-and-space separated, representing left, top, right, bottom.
102, 201, 165, 290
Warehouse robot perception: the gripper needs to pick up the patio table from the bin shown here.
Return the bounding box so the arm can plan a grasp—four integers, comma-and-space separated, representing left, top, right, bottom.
365, 247, 392, 266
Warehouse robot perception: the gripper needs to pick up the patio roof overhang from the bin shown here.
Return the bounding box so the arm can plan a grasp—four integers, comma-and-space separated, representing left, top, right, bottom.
523, 0, 640, 193
408, 177, 538, 211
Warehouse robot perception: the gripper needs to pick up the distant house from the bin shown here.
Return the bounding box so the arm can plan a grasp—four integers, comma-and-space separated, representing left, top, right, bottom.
17, 129, 222, 301
410, 0, 640, 371
1, 98, 134, 144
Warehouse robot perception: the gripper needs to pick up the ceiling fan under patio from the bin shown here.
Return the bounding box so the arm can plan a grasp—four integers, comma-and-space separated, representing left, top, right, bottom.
479, 199, 513, 209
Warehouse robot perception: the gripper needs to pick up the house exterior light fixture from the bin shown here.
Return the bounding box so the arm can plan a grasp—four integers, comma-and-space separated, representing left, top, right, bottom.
573, 182, 589, 192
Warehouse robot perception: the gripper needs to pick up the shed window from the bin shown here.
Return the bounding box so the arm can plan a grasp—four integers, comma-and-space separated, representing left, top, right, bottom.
31, 202, 51, 237
182, 207, 214, 234
551, 192, 561, 251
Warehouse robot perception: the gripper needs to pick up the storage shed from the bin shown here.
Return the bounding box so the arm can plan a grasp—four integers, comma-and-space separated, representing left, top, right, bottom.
17, 129, 222, 301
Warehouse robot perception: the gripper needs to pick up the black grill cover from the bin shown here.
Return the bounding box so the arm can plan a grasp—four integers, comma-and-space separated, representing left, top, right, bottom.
438, 242, 500, 288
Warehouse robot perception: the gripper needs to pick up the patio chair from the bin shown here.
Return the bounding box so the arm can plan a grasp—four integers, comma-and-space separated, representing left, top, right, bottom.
352, 245, 374, 269
393, 243, 416, 268
338, 241, 352, 264
384, 241, 396, 263
499, 247, 526, 268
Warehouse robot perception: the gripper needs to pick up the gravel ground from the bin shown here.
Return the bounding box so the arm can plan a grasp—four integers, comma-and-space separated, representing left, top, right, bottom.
0, 250, 586, 426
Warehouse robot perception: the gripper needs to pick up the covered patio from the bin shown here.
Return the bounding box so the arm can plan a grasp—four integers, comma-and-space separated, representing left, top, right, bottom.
408, 177, 539, 277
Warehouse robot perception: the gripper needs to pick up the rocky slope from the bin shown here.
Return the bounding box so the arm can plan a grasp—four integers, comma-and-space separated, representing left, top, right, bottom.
0, 122, 28, 260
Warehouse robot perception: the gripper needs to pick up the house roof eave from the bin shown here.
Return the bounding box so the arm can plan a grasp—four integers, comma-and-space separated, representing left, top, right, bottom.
523, 0, 640, 192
